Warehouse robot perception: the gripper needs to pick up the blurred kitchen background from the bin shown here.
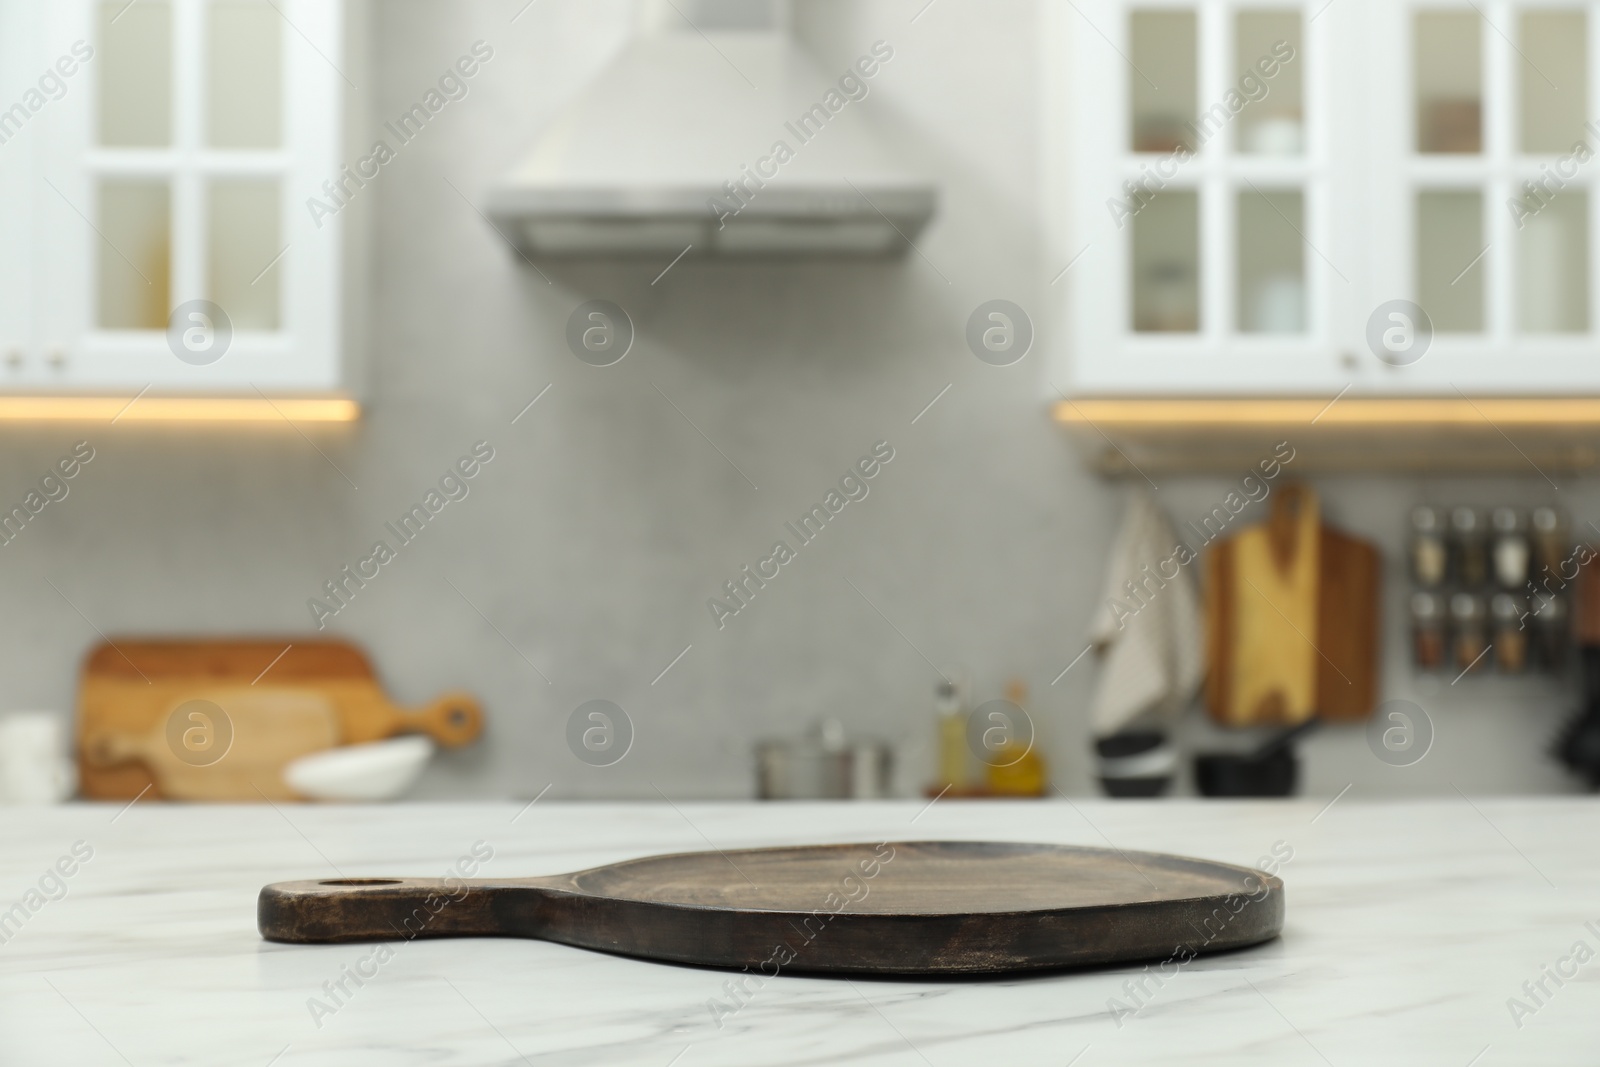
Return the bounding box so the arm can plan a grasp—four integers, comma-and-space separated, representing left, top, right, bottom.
3, 0, 1599, 804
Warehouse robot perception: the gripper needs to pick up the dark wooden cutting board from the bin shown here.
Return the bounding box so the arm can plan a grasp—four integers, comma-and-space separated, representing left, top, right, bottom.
259, 841, 1284, 974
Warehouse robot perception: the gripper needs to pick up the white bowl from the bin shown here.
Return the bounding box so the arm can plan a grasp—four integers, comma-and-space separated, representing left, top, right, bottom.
284, 736, 435, 801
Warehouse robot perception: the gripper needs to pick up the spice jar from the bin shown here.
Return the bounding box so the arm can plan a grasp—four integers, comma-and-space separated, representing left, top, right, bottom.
1491, 508, 1530, 589
1490, 593, 1528, 674
1450, 592, 1489, 672
1451, 508, 1488, 588
1410, 506, 1449, 587
1531, 506, 1569, 583
1410, 590, 1447, 670
1532, 594, 1569, 672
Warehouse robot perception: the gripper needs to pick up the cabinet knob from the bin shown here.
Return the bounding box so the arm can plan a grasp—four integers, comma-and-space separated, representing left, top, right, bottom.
47, 347, 67, 370
4, 348, 20, 370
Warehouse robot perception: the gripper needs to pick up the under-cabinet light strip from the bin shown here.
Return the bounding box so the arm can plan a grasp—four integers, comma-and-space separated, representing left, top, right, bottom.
0, 397, 360, 422
1052, 398, 1600, 427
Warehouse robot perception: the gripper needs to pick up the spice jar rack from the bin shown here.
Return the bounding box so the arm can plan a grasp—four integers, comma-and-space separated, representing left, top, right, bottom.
1408, 506, 1571, 676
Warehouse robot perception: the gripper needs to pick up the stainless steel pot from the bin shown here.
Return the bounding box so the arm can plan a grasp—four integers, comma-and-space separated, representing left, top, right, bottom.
756, 718, 892, 800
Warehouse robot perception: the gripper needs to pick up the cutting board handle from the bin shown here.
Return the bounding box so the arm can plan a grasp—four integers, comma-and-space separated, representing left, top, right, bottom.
260, 877, 538, 943
401, 691, 484, 748
1266, 483, 1317, 573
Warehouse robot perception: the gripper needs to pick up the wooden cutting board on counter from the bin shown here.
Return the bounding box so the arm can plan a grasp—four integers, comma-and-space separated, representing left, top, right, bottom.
260, 840, 1285, 974
1205, 485, 1379, 725
78, 640, 483, 801
85, 689, 339, 801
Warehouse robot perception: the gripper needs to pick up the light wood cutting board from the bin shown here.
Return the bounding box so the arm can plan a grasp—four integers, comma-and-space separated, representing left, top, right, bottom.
77, 639, 483, 800
83, 688, 338, 800
1205, 485, 1379, 725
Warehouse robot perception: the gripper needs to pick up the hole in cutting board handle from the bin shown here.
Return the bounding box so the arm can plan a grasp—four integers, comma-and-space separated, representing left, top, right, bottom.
319, 878, 402, 886
419, 692, 484, 747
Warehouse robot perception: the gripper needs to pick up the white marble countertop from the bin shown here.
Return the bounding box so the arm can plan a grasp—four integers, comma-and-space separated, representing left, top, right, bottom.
1, 797, 1595, 1066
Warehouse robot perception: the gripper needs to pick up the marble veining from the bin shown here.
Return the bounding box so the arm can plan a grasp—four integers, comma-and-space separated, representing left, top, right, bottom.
0, 798, 1595, 1065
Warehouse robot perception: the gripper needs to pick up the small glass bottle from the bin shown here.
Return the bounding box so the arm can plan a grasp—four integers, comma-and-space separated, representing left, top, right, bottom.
1491, 593, 1528, 674
935, 679, 967, 790
1451, 507, 1488, 588
1411, 590, 1447, 670
987, 680, 1047, 796
1531, 506, 1569, 583
1450, 592, 1489, 672
1491, 508, 1530, 590
1533, 594, 1570, 672
1410, 506, 1449, 587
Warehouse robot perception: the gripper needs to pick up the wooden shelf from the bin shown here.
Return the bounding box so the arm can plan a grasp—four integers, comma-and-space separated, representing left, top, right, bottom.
1052, 397, 1600, 474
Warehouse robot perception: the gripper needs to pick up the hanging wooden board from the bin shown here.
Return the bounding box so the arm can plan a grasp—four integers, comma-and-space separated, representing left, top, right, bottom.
259, 840, 1285, 975
1315, 525, 1382, 720
1206, 485, 1379, 725
1208, 484, 1323, 725
78, 639, 483, 800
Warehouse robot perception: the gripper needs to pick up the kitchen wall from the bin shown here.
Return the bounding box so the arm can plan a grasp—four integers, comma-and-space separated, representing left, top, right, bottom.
0, 0, 1587, 800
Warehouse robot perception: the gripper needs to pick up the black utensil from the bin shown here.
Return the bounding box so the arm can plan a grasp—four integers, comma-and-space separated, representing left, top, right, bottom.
1094, 731, 1175, 797
1195, 718, 1319, 798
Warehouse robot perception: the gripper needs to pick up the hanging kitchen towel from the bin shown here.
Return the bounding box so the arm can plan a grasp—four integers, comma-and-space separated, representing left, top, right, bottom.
1084, 489, 1205, 736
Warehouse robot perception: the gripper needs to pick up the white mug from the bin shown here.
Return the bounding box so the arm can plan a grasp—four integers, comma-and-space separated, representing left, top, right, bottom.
0, 712, 76, 804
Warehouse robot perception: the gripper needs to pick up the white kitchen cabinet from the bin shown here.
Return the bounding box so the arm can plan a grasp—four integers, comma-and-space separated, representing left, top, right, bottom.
0, 2, 37, 381
1049, 0, 1600, 398
1, 0, 361, 405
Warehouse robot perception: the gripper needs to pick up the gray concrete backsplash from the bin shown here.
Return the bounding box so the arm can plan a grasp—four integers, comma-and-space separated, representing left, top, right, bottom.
0, 1, 1585, 799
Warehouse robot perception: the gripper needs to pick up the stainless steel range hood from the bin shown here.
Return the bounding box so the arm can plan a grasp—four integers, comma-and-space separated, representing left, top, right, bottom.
485, 0, 937, 258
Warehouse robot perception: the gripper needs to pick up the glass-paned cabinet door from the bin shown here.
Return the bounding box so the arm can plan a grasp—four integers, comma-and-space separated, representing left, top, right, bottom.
0, 3, 37, 378
26, 0, 347, 394
1061, 0, 1357, 394
1364, 0, 1600, 392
